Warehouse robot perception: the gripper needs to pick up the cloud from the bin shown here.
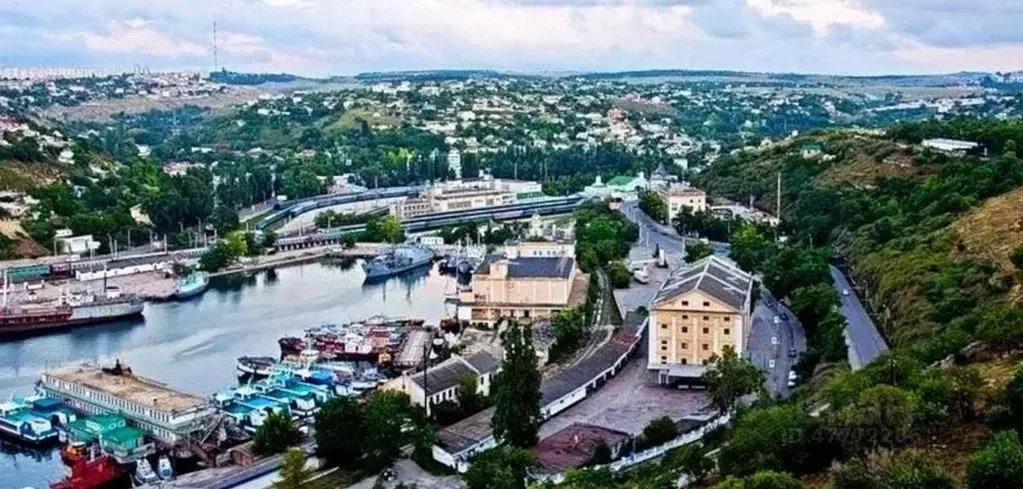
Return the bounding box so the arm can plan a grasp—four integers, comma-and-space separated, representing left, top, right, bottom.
0, 0, 1020, 75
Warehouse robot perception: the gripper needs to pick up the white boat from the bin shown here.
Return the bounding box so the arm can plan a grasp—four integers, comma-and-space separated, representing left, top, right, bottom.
134, 459, 160, 485
157, 456, 174, 480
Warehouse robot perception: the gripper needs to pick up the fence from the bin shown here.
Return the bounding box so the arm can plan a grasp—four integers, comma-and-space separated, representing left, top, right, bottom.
533, 412, 731, 485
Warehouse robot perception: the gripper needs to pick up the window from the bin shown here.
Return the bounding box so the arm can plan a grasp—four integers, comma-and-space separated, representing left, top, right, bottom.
703, 301, 710, 307
724, 328, 730, 335
702, 344, 709, 350
724, 316, 731, 322
681, 358, 688, 365
661, 324, 668, 329
682, 301, 689, 306
703, 327, 709, 334
702, 359, 709, 366
660, 356, 668, 363
682, 342, 688, 349
682, 327, 688, 333
703, 316, 710, 321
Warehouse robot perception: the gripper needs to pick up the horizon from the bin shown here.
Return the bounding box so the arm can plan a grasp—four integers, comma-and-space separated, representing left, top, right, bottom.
1, 0, 1021, 78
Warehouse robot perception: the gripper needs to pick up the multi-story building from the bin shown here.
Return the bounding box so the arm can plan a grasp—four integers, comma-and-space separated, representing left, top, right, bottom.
38, 361, 216, 443
458, 247, 588, 326
447, 149, 462, 179
658, 184, 708, 224
381, 351, 500, 410
391, 175, 543, 219
647, 255, 753, 383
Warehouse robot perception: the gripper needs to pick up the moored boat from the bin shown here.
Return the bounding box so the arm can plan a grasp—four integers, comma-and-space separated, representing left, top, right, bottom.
50, 454, 128, 489
0, 399, 60, 446
362, 244, 434, 281
236, 356, 277, 378
173, 272, 209, 300
0, 281, 144, 338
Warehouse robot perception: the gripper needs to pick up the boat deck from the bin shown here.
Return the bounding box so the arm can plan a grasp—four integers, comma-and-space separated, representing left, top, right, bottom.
44, 366, 207, 415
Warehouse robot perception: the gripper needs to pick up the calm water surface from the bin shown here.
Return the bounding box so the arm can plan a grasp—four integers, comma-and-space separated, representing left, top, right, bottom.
0, 260, 456, 489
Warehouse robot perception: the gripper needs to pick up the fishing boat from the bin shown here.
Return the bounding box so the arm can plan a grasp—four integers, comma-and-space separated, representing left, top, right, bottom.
50, 454, 129, 489
173, 272, 209, 300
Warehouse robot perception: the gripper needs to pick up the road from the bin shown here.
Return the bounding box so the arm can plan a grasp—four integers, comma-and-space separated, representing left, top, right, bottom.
619, 199, 804, 397
829, 265, 889, 370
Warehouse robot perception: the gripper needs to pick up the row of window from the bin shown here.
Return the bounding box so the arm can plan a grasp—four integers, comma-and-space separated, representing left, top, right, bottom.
660, 325, 731, 335
661, 340, 713, 350
44, 380, 176, 425
659, 356, 709, 366
680, 300, 712, 307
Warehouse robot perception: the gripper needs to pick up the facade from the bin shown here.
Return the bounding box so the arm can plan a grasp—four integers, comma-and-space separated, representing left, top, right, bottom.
381, 351, 501, 409
391, 175, 541, 220
583, 172, 649, 198
801, 142, 823, 159
657, 184, 708, 224
38, 363, 216, 443
505, 241, 575, 259
458, 252, 587, 326
447, 149, 462, 179
648, 256, 753, 382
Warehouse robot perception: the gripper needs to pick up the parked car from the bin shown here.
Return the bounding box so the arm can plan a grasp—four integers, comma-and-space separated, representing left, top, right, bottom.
787, 370, 798, 387
780, 312, 789, 321
842, 288, 850, 296
788, 347, 798, 358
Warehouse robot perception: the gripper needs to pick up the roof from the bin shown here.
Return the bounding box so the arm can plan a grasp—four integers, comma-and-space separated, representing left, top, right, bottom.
536, 423, 631, 473
476, 256, 575, 279
410, 351, 501, 396
101, 426, 144, 445
44, 365, 208, 415
435, 406, 497, 454
653, 255, 752, 311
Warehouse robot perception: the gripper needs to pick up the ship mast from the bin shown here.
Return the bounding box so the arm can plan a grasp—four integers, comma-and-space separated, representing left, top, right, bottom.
2, 269, 7, 307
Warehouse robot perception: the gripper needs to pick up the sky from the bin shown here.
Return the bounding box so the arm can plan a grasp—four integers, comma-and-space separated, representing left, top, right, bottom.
0, 0, 1021, 77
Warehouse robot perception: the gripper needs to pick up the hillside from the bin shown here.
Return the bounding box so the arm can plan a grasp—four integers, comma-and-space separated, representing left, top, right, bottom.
696, 119, 1023, 361
0, 159, 66, 191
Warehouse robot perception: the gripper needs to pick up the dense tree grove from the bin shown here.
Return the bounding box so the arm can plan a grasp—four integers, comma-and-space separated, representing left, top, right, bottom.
573, 201, 638, 272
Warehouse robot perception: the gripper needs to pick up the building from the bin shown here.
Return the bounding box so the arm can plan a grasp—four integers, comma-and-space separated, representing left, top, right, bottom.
38, 361, 217, 443
657, 184, 708, 224
392, 175, 543, 220
647, 255, 753, 383
58, 234, 100, 255
801, 142, 823, 159
448, 149, 462, 179
458, 250, 588, 326
583, 172, 649, 198
921, 138, 981, 155
382, 351, 501, 409
506, 241, 575, 259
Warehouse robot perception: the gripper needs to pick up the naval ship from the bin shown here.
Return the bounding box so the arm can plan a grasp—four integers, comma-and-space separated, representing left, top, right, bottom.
362, 244, 434, 281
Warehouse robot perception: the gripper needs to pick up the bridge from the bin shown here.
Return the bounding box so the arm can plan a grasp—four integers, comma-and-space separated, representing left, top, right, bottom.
273, 195, 585, 251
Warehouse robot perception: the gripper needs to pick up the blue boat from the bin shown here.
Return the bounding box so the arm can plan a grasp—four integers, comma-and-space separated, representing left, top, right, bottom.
174, 272, 210, 300
0, 398, 60, 446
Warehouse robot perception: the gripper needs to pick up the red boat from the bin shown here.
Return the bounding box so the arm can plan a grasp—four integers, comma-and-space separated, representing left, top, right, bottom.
51, 454, 128, 489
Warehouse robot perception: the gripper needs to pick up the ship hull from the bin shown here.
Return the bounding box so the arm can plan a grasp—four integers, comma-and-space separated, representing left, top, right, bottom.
0, 424, 60, 447
363, 258, 433, 281
0, 302, 145, 338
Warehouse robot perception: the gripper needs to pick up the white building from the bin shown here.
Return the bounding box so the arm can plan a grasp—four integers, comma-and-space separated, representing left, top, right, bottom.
921, 138, 981, 155
448, 149, 462, 180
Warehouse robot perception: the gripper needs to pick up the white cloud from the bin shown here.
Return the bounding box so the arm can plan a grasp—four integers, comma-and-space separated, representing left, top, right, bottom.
60, 20, 206, 58
745, 0, 885, 36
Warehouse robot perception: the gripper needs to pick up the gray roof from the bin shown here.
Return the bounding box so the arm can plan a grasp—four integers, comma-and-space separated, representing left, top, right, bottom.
410, 351, 501, 396
476, 255, 575, 279
464, 351, 501, 375
653, 255, 752, 311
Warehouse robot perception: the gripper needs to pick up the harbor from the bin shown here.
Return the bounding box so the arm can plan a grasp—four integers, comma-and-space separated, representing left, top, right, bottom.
0, 258, 456, 489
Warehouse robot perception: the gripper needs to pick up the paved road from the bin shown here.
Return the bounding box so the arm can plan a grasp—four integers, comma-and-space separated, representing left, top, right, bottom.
830, 265, 889, 370
620, 200, 686, 255
746, 291, 807, 396
348, 459, 464, 489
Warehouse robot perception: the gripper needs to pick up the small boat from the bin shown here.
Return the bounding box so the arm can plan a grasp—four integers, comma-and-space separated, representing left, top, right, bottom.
0, 399, 59, 446
174, 272, 210, 300
236, 356, 277, 377
157, 456, 174, 480
134, 459, 159, 485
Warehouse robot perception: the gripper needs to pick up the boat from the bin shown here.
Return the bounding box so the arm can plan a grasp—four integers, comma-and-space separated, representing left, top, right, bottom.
0, 399, 60, 446
50, 454, 128, 489
362, 244, 434, 281
173, 272, 209, 300
0, 275, 144, 337
133, 459, 159, 485
156, 456, 173, 480
236, 356, 277, 378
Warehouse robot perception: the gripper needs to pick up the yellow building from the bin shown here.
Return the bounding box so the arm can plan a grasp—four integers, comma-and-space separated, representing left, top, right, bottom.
458, 252, 588, 326
648, 255, 753, 383
657, 184, 707, 224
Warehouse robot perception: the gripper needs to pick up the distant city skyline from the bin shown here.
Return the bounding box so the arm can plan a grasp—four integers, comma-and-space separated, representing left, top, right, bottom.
0, 0, 1020, 77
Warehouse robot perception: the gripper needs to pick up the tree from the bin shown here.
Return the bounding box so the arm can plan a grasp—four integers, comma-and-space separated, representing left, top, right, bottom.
457, 374, 482, 415
465, 446, 536, 489
365, 215, 406, 243
789, 283, 839, 333
608, 260, 632, 288
211, 204, 239, 234
314, 397, 364, 469
685, 240, 714, 263
702, 346, 766, 413
638, 190, 668, 224
663, 443, 713, 484
642, 416, 678, 446
492, 322, 542, 448
362, 391, 414, 471
199, 241, 238, 272
550, 308, 585, 361
252, 411, 301, 456
275, 448, 312, 489
717, 471, 805, 489
262, 229, 277, 249
718, 405, 839, 478
878, 451, 953, 489
829, 385, 919, 454
967, 431, 1023, 489
1012, 243, 1023, 270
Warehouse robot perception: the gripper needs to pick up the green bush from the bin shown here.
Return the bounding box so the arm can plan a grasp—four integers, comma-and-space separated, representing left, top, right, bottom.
967, 431, 1023, 489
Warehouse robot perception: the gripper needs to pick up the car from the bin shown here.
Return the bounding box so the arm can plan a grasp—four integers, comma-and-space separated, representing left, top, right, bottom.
787, 370, 798, 387
788, 347, 798, 358
842, 288, 850, 296
780, 312, 789, 321
381, 467, 397, 481
773, 316, 780, 325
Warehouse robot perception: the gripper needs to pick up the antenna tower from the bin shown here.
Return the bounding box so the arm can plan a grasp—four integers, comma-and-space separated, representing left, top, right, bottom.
212, 21, 219, 73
